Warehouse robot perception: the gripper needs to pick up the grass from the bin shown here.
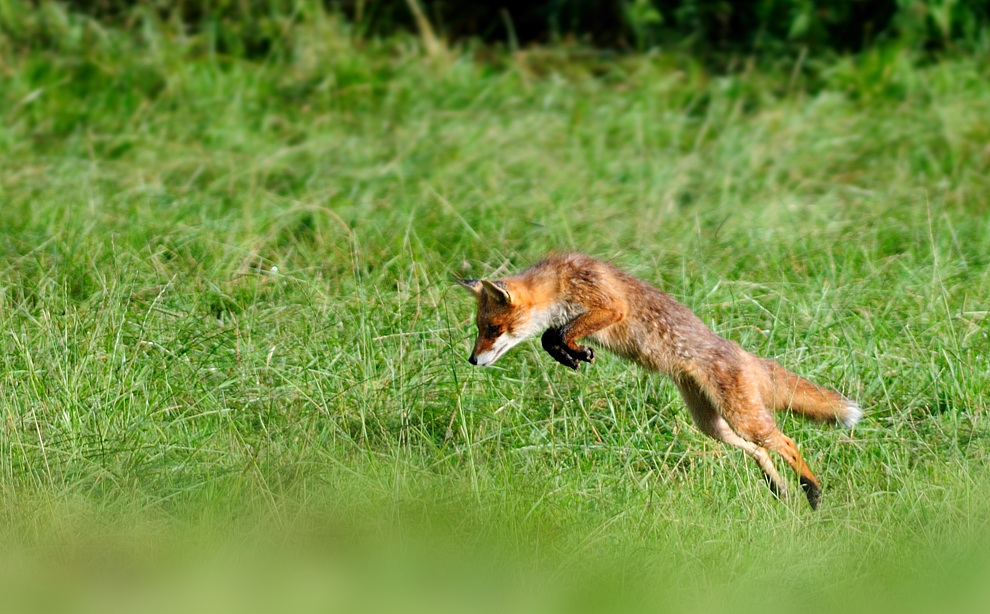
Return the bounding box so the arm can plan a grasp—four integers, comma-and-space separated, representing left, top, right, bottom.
2, 7, 990, 613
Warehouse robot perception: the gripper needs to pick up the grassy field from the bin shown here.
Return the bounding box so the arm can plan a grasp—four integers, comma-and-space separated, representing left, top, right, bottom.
2, 8, 990, 613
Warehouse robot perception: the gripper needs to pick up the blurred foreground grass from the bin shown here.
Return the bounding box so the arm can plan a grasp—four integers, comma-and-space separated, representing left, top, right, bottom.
1, 8, 990, 613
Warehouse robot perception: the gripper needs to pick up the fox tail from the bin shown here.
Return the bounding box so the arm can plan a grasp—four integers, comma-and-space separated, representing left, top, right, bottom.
762, 359, 862, 428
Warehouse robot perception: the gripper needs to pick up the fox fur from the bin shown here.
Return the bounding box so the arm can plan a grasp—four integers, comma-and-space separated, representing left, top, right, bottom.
458, 253, 861, 509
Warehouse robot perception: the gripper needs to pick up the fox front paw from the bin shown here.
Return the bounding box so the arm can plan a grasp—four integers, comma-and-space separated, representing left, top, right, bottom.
557, 352, 581, 370
541, 329, 594, 370
541, 329, 579, 369
573, 345, 595, 364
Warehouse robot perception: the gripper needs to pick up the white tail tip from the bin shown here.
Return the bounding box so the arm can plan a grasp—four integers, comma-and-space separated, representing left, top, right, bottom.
841, 401, 863, 428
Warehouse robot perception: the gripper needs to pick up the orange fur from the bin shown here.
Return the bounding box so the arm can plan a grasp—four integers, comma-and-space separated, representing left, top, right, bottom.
458, 253, 861, 509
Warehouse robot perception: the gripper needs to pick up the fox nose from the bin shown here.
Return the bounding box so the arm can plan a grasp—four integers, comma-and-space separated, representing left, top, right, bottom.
468, 354, 478, 365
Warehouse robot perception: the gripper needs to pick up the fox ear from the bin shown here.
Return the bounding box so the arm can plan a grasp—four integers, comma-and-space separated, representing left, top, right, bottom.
455, 278, 483, 295
480, 280, 512, 304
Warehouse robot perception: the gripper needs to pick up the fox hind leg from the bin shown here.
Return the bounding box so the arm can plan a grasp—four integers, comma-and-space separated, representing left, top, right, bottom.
708, 364, 824, 509
676, 381, 789, 500
722, 403, 823, 509
704, 415, 790, 500
763, 429, 822, 509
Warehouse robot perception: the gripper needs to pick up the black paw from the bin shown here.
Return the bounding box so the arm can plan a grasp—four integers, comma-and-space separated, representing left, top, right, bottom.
800, 477, 821, 510
541, 329, 580, 369
764, 474, 784, 500
574, 345, 595, 364
540, 332, 595, 369
557, 352, 581, 370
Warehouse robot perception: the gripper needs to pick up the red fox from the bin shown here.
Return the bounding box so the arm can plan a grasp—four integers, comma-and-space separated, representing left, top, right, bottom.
458, 253, 861, 509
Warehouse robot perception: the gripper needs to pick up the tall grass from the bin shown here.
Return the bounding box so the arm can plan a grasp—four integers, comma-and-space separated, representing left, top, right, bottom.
1, 6, 990, 612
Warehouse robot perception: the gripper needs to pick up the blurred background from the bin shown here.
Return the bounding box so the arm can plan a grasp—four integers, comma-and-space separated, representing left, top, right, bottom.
2, 1, 990, 612
37, 0, 990, 54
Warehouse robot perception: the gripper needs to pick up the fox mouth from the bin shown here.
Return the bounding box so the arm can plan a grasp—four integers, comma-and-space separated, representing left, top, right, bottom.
469, 335, 519, 367
470, 346, 506, 366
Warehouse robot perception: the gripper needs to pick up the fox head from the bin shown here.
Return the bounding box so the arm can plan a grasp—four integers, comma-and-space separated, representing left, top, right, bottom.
457, 278, 540, 366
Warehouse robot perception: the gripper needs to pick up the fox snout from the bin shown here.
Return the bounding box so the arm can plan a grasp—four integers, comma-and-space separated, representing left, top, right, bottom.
468, 332, 497, 366
468, 330, 522, 367
468, 338, 499, 367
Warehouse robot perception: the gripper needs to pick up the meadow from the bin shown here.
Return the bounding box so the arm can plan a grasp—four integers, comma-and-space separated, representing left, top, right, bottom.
1, 6, 990, 612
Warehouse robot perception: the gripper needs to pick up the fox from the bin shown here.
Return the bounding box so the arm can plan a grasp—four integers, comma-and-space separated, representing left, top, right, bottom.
457, 252, 861, 509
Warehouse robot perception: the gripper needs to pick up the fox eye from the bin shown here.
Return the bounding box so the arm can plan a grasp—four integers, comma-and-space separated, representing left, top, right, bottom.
486, 324, 502, 337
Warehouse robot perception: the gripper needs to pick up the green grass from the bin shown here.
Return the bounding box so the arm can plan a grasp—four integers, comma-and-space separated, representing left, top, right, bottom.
2, 8, 990, 613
